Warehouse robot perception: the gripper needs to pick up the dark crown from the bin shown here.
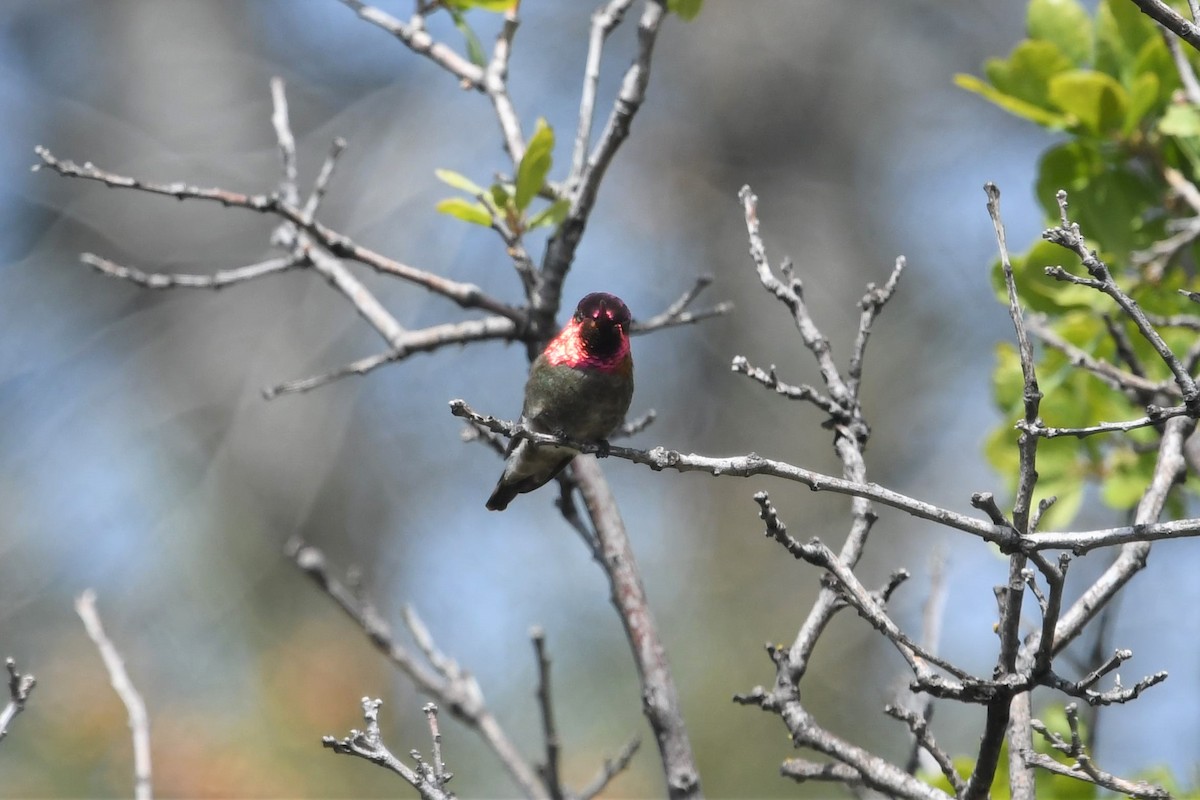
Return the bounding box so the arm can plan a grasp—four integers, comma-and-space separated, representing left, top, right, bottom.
574, 292, 631, 328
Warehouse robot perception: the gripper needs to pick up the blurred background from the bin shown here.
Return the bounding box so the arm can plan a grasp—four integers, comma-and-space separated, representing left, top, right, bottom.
1, 0, 1197, 796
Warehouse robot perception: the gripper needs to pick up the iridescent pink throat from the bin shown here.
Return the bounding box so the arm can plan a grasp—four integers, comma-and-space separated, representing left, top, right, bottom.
542, 322, 630, 371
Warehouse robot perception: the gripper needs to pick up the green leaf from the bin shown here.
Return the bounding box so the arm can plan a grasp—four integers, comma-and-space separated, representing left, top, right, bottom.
447, 8, 488, 68
1102, 447, 1155, 508
955, 73, 1072, 128
1027, 0, 1093, 67
444, 0, 517, 11
1124, 71, 1159, 136
490, 183, 512, 209
985, 40, 1075, 109
992, 238, 1100, 314
1159, 103, 1200, 137
436, 197, 493, 226
667, 0, 703, 21
515, 118, 555, 211
1096, 0, 1157, 81
1048, 69, 1129, 134
527, 198, 571, 230
435, 168, 487, 196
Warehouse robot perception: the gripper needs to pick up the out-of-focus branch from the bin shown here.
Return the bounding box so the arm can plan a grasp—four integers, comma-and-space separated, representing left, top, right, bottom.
75, 590, 152, 800
576, 736, 642, 800
286, 537, 547, 800
0, 658, 36, 744
323, 698, 455, 800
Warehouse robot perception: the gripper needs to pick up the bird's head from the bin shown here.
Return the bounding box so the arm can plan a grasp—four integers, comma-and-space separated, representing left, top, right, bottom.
573, 292, 631, 357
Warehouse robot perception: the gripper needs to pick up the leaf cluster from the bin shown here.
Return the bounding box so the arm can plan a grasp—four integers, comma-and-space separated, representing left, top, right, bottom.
436, 119, 570, 234
960, 0, 1200, 528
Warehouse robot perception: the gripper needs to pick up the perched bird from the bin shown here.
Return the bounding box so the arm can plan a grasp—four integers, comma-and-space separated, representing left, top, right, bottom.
486, 292, 634, 511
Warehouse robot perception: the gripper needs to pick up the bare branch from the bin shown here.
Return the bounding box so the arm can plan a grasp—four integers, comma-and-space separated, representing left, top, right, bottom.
1026, 315, 1175, 397
1047, 415, 1195, 654
0, 658, 36, 744
739, 186, 851, 409
570, 455, 701, 799
323, 697, 455, 800
752, 494, 979, 689
485, 2, 526, 165
1025, 704, 1171, 799
570, 0, 638, 185
302, 136, 348, 223
337, 0, 485, 87
285, 537, 547, 799
1129, 0, 1200, 51
529, 627, 564, 800
885, 703, 963, 794
1046, 667, 1168, 706
263, 315, 519, 399
847, 255, 905, 398
576, 735, 642, 800
75, 590, 152, 800
1021, 405, 1191, 439
613, 408, 656, 438
451, 398, 1009, 544
535, 0, 668, 327
80, 252, 304, 290
1044, 190, 1198, 403
730, 356, 841, 416
34, 145, 523, 323
630, 276, 733, 335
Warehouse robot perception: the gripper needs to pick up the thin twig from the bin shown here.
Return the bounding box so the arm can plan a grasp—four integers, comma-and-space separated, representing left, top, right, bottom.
301, 137, 348, 223
323, 698, 455, 800
75, 590, 152, 800
263, 315, 519, 399
285, 537, 547, 799
570, 0, 638, 186
34, 145, 524, 323
576, 735, 642, 800
484, 1, 526, 165
1025, 705, 1170, 798
337, 0, 485, 87
452, 399, 1010, 544
630, 275, 732, 334
1044, 190, 1197, 403
80, 252, 304, 290
0, 658, 36, 743
530, 627, 563, 800
729, 356, 841, 416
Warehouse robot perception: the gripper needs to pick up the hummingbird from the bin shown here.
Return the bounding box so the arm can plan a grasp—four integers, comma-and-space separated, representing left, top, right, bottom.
486, 292, 634, 511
